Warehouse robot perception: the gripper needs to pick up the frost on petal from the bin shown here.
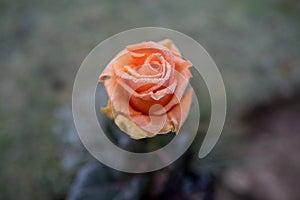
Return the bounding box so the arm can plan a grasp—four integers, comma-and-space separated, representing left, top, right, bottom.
159, 39, 182, 57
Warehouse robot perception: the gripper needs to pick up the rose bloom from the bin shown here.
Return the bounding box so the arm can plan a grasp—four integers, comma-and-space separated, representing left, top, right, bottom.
99, 39, 193, 139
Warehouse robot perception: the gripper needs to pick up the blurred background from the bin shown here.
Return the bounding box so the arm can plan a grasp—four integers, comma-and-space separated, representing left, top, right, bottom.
1, 0, 300, 199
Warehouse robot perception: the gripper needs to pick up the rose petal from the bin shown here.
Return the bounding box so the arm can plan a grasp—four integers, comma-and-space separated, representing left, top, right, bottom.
128, 88, 193, 135
175, 56, 192, 73
153, 68, 191, 115
99, 49, 129, 81
102, 78, 141, 117
114, 114, 153, 139
128, 112, 168, 137
163, 88, 193, 133
127, 41, 175, 67
158, 39, 182, 57
130, 92, 173, 114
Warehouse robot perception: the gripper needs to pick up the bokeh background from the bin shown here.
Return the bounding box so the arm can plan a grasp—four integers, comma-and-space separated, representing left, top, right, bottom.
1, 0, 300, 199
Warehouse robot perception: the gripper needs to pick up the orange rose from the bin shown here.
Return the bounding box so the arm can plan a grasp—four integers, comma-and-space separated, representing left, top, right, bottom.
99, 39, 193, 139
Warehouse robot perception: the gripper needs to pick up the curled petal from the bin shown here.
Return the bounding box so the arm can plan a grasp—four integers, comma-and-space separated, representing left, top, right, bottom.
153, 68, 191, 115
127, 41, 175, 67
164, 88, 193, 133
159, 39, 182, 57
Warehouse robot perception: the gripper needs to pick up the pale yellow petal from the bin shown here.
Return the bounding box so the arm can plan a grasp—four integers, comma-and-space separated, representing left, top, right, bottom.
114, 114, 153, 139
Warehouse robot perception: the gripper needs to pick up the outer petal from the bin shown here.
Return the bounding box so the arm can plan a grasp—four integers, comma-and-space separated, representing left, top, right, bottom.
98, 49, 129, 82
114, 114, 153, 139
159, 39, 192, 73
175, 56, 192, 73
106, 102, 169, 139
153, 68, 192, 115
128, 87, 193, 136
101, 100, 154, 139
163, 88, 193, 133
159, 39, 182, 57
107, 80, 140, 117
129, 113, 168, 137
